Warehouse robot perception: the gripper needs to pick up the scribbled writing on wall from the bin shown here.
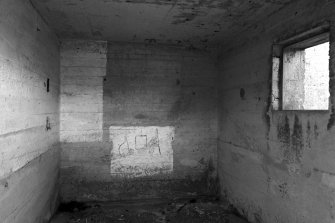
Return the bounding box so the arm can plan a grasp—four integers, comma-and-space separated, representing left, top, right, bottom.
109, 126, 174, 178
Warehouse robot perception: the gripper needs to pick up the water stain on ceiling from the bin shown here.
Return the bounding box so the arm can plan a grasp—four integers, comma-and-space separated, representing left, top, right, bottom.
31, 0, 294, 48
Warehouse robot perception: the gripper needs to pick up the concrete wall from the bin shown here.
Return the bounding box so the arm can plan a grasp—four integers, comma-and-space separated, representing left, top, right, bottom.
60, 40, 218, 201
218, 0, 335, 222
0, 0, 60, 222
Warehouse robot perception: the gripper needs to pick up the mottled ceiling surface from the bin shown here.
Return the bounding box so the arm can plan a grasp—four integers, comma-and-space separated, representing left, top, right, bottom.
31, 0, 294, 48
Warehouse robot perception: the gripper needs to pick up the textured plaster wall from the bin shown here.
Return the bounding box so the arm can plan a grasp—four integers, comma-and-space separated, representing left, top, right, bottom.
0, 0, 60, 222
218, 0, 335, 222
60, 40, 218, 201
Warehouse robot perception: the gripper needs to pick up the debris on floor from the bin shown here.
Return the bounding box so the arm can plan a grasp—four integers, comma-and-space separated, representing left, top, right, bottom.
50, 197, 249, 223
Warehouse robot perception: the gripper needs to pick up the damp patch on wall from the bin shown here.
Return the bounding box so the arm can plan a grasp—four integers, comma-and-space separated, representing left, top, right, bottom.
109, 126, 174, 178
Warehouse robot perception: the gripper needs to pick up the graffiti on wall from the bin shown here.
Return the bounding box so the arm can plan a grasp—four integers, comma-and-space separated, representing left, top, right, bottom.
109, 126, 174, 177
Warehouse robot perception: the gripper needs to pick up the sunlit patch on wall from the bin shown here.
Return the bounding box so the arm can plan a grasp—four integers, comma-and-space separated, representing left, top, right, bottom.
109, 126, 174, 178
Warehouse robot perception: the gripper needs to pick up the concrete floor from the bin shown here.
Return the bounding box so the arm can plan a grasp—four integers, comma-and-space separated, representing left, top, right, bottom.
50, 198, 248, 223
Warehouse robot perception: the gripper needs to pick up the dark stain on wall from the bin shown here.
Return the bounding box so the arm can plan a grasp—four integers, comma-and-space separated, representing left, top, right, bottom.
239, 88, 245, 100
306, 121, 311, 148
291, 115, 303, 162
277, 116, 290, 148
314, 123, 319, 139
277, 115, 304, 164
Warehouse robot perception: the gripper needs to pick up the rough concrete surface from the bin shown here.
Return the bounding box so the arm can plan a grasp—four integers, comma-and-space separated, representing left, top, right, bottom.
218, 0, 335, 222
0, 0, 60, 222
60, 40, 218, 202
4, 0, 335, 222
30, 0, 295, 48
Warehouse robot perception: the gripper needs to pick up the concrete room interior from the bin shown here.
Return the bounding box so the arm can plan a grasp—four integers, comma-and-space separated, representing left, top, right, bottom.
1, 0, 335, 222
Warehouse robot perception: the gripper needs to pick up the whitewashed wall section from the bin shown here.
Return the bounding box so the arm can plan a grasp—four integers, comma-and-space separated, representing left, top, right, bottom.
109, 126, 174, 177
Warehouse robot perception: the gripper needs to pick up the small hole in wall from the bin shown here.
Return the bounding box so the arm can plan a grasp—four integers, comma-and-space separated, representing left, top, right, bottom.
47, 78, 50, 92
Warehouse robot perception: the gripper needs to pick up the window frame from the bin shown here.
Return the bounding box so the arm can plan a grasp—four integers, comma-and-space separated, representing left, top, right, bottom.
272, 22, 330, 111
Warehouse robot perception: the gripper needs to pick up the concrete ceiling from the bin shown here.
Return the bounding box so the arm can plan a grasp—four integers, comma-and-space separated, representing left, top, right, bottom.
31, 0, 294, 48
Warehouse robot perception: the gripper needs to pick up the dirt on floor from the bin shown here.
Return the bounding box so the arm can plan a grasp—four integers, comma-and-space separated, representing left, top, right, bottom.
50, 197, 248, 223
